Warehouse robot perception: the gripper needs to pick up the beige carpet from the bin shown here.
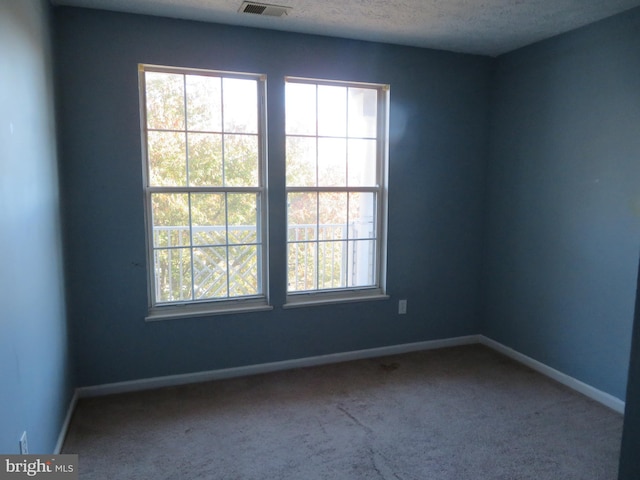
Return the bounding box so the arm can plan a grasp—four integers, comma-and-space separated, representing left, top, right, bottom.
62, 345, 622, 479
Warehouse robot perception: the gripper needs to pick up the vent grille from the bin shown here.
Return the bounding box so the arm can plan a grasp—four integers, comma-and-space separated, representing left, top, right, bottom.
243, 3, 266, 15
239, 2, 291, 17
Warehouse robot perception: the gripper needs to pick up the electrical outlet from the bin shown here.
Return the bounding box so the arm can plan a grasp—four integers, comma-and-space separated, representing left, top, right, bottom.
398, 299, 407, 314
19, 431, 28, 454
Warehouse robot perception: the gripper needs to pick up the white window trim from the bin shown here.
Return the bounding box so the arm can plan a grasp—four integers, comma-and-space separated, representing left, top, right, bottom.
283, 289, 389, 309
284, 77, 390, 306
146, 298, 273, 322
139, 64, 270, 319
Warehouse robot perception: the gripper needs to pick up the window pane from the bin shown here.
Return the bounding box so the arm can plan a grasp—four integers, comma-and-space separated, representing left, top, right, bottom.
191, 193, 226, 245
151, 193, 190, 247
348, 87, 377, 138
228, 193, 258, 244
318, 138, 346, 187
288, 192, 317, 241
224, 134, 259, 187
349, 192, 376, 239
143, 67, 267, 307
348, 240, 376, 287
229, 245, 259, 296
148, 131, 186, 186
284, 78, 386, 297
348, 139, 377, 187
188, 133, 222, 186
154, 248, 192, 302
318, 240, 346, 289
193, 246, 228, 299
288, 242, 316, 292
286, 82, 316, 135
223, 78, 257, 134
286, 136, 316, 187
318, 85, 346, 137
146, 72, 185, 130
319, 192, 347, 241
186, 75, 222, 132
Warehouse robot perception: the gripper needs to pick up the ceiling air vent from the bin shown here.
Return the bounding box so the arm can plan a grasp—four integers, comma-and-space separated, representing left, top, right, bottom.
239, 2, 291, 17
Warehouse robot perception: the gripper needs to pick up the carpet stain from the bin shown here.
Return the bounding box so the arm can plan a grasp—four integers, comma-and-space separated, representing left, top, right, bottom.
380, 362, 400, 371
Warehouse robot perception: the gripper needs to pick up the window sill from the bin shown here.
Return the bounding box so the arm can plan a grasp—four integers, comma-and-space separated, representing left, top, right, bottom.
145, 299, 273, 322
283, 291, 389, 309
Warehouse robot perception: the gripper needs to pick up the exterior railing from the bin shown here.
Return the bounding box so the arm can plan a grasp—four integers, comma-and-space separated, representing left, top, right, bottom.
153, 222, 374, 301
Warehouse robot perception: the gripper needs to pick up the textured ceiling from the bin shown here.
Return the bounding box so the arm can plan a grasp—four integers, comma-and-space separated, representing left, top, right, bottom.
50, 0, 640, 56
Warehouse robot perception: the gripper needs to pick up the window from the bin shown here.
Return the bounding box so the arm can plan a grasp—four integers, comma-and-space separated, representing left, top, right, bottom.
139, 65, 269, 318
139, 66, 388, 318
285, 77, 389, 305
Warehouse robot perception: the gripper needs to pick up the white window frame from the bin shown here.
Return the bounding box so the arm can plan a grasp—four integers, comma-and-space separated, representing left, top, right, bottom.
139, 64, 271, 320
283, 76, 390, 308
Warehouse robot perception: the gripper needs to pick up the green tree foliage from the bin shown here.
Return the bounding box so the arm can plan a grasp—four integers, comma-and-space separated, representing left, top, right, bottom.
285, 82, 379, 292
144, 71, 261, 302
143, 71, 380, 301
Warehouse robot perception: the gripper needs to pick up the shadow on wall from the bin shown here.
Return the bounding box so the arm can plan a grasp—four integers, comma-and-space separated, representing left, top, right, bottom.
619, 256, 640, 479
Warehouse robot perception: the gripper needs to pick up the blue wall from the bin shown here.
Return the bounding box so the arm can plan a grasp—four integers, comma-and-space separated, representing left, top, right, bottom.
54, 8, 492, 386
0, 1, 73, 454
484, 8, 640, 400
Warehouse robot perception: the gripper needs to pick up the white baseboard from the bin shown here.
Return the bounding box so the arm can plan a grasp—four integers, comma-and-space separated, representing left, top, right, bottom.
54, 389, 78, 454
77, 335, 481, 398
479, 335, 625, 414
69, 333, 624, 429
